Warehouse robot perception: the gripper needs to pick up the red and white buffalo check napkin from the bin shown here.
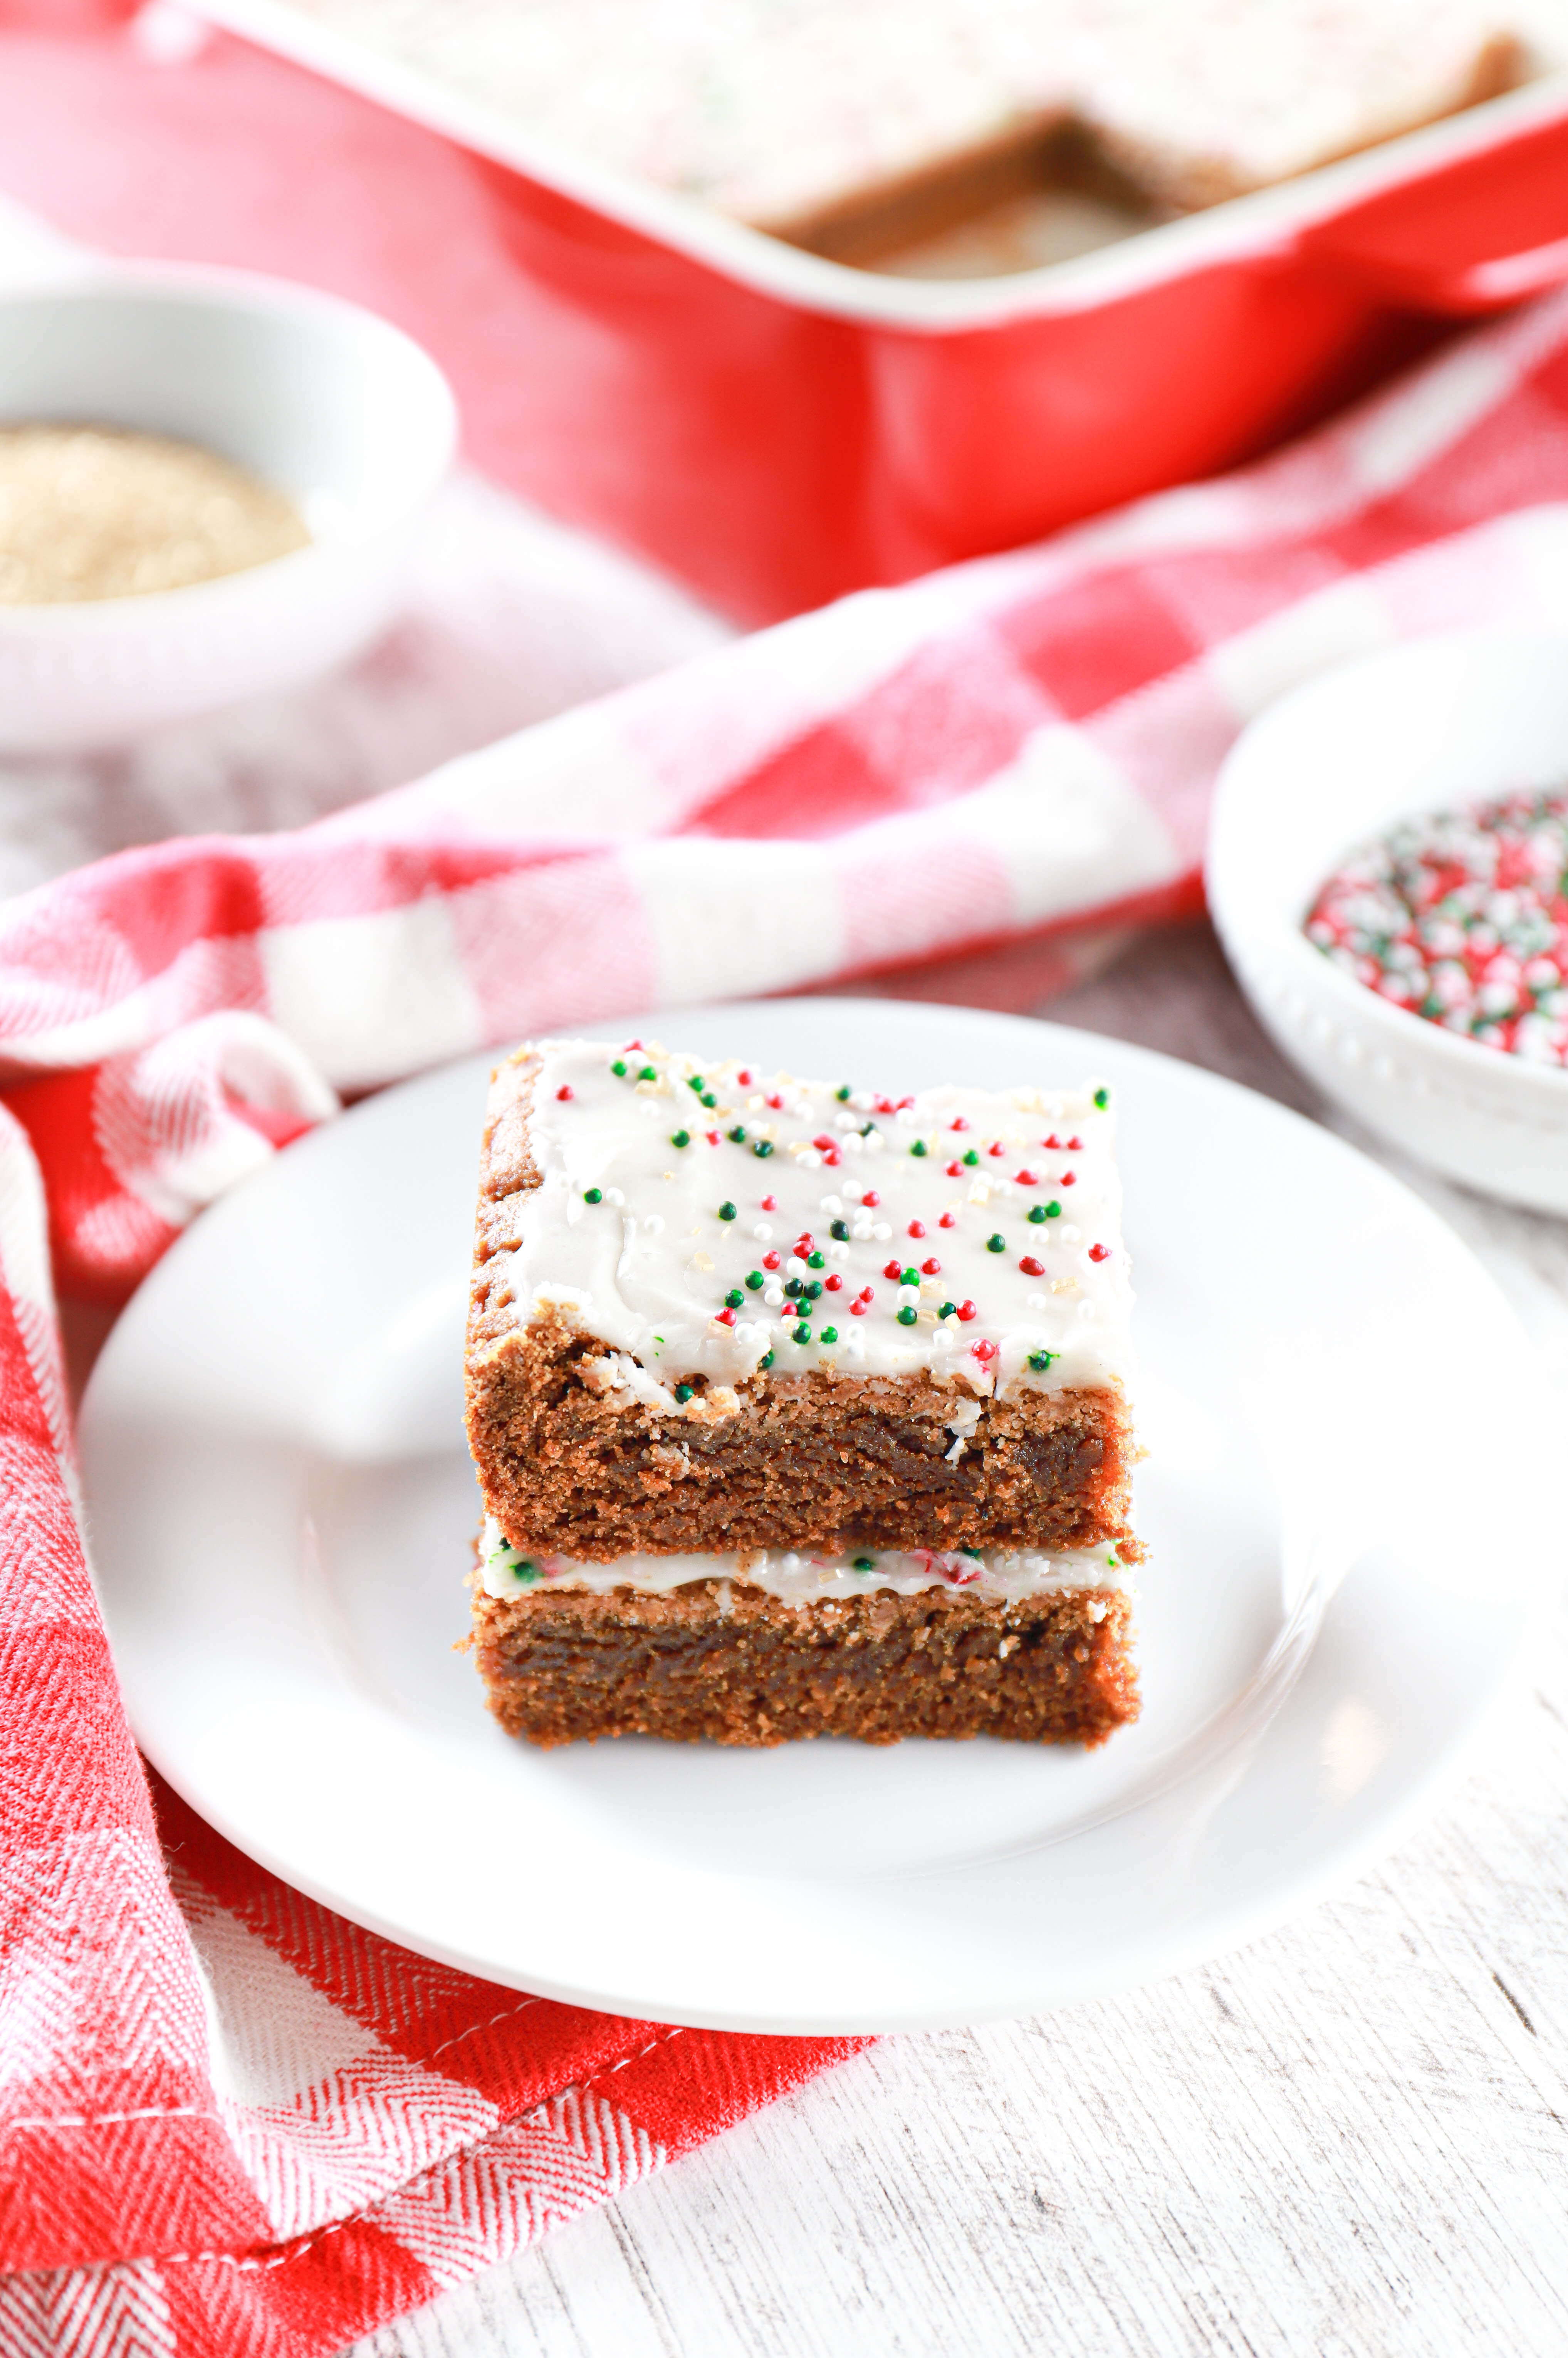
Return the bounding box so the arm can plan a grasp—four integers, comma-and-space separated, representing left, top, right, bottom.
6, 292, 1568, 2357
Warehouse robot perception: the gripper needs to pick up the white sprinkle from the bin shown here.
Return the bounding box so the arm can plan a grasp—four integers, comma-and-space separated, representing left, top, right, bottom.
865, 1133, 885, 1155
782, 1552, 802, 1573
752, 1222, 773, 1241
898, 1284, 920, 1306
852, 1219, 874, 1241
763, 1284, 784, 1306
799, 1150, 823, 1169
606, 1187, 625, 1207
1026, 1291, 1047, 1309
932, 1328, 954, 1351
842, 1180, 865, 1203
787, 1255, 808, 1276
827, 1241, 849, 1262
843, 1133, 864, 1156
872, 1222, 892, 1241
819, 1194, 844, 1214
1061, 1224, 1081, 1244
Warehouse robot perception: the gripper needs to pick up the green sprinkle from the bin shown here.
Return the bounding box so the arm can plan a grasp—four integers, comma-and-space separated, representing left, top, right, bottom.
1094, 1087, 1110, 1109
896, 1305, 917, 1326
1027, 1204, 1046, 1224
760, 1350, 775, 1369
792, 1321, 813, 1344
725, 1288, 745, 1309
807, 1250, 825, 1269
753, 1141, 774, 1158
1044, 1200, 1062, 1219
785, 1277, 803, 1298
910, 1139, 928, 1157
688, 1075, 705, 1093
986, 1233, 1006, 1253
671, 1129, 690, 1148
961, 1547, 982, 1560
804, 1280, 822, 1300
514, 1559, 541, 1584
820, 1325, 838, 1344
638, 1064, 657, 1081
728, 1125, 747, 1143
1106, 1550, 1120, 1568
701, 1092, 717, 1108
939, 1301, 956, 1319
853, 1554, 875, 1571
836, 1085, 852, 1102
718, 1200, 737, 1220
1029, 1350, 1056, 1372
962, 1149, 979, 1167
611, 1059, 627, 1077
830, 1219, 850, 1241
583, 1187, 603, 1204
900, 1264, 919, 1286
674, 1383, 695, 1403
745, 1270, 764, 1290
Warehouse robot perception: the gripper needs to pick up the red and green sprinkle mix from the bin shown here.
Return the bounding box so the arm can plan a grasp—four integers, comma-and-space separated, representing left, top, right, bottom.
1305, 789, 1568, 1063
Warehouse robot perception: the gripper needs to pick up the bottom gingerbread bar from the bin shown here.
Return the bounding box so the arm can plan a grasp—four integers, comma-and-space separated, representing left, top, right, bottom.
471, 1581, 1138, 1749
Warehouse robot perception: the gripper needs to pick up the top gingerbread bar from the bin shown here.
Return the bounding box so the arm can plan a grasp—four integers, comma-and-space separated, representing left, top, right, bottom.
465, 1038, 1141, 1561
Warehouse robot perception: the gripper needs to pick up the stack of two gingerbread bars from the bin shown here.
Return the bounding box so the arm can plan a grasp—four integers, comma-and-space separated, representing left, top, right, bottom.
464, 1037, 1144, 1749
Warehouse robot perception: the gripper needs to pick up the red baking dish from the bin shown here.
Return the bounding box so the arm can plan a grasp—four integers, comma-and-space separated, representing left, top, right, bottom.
196, 2, 1568, 624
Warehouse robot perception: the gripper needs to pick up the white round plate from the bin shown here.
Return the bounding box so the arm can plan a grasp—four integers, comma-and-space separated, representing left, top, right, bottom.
80, 999, 1562, 2033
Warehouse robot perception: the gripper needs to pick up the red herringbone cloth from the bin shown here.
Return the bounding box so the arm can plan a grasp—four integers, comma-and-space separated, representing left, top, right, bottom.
7, 294, 1568, 2355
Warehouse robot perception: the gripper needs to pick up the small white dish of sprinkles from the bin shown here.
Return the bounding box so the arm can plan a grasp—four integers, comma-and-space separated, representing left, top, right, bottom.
1209, 626, 1568, 1215
78, 997, 1561, 2034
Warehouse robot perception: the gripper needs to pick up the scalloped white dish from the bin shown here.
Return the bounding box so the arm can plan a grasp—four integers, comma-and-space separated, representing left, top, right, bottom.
79, 998, 1562, 2032
1209, 627, 1568, 1213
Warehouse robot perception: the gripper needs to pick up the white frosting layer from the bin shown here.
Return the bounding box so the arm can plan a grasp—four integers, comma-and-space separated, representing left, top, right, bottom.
490, 1037, 1133, 1403
480, 1516, 1129, 1607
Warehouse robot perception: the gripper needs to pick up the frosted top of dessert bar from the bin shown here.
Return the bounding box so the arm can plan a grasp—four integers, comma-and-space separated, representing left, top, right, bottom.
492, 1036, 1134, 1401
479, 1514, 1130, 1605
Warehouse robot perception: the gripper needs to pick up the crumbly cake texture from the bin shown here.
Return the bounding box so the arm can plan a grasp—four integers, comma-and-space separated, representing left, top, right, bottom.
284, 0, 1521, 243
471, 1579, 1140, 1748
465, 1039, 1142, 1561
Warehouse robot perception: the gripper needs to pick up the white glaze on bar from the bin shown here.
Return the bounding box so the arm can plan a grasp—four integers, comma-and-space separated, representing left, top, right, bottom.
489, 1037, 1134, 1404
480, 1516, 1129, 1607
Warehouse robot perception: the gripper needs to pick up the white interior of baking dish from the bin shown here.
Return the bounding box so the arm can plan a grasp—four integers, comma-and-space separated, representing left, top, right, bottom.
195, 0, 1568, 325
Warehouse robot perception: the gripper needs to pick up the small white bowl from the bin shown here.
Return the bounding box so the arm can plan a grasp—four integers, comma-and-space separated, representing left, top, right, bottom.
0, 261, 457, 749
1208, 628, 1568, 1215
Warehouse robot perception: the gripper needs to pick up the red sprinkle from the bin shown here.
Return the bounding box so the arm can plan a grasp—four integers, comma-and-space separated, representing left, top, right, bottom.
763, 1251, 781, 1270
939, 1212, 956, 1229
813, 1134, 835, 1151
908, 1220, 926, 1238
945, 1160, 964, 1177
1044, 1133, 1061, 1150
1068, 1136, 1084, 1151
883, 1259, 904, 1280
1061, 1171, 1077, 1188
760, 1194, 777, 1211
850, 1299, 869, 1316
988, 1142, 1005, 1157
921, 1257, 941, 1276
957, 1300, 977, 1322
714, 1307, 735, 1326
861, 1190, 880, 1207
555, 1084, 574, 1100
859, 1286, 875, 1302
626, 1039, 643, 1051
823, 1149, 840, 1166
950, 1116, 969, 1131
1089, 1242, 1111, 1262
1019, 1255, 1044, 1277
705, 1130, 720, 1146
737, 1069, 753, 1085
972, 1339, 998, 1361
825, 1273, 843, 1292
897, 1096, 915, 1110
796, 1233, 814, 1254
1015, 1170, 1036, 1186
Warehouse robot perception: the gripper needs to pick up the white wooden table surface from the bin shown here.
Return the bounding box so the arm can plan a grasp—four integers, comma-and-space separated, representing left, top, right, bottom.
20, 476, 1568, 2358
